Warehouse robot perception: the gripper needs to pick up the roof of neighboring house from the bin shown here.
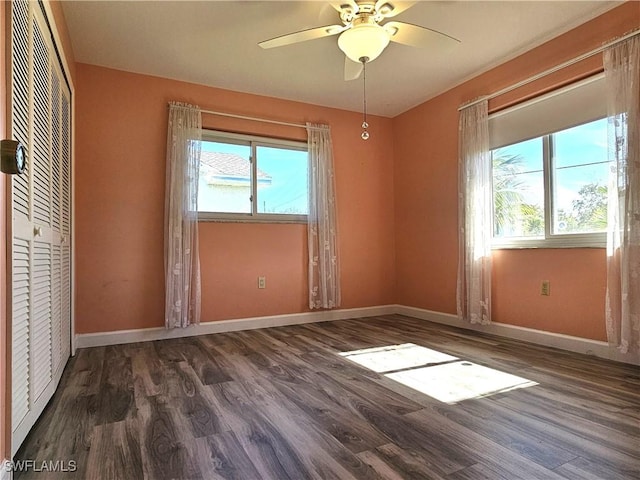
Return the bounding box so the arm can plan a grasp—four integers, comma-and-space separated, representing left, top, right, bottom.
200, 151, 271, 181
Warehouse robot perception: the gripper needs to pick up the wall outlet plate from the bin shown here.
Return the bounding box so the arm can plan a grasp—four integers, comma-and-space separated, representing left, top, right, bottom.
258, 276, 266, 289
541, 280, 550, 296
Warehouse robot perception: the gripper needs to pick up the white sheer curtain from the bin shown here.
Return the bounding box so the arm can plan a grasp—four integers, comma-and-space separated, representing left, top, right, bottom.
164, 102, 202, 328
307, 123, 341, 309
457, 100, 492, 325
604, 36, 640, 354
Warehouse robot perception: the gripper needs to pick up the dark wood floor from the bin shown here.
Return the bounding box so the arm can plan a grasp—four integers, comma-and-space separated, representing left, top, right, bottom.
16, 315, 640, 479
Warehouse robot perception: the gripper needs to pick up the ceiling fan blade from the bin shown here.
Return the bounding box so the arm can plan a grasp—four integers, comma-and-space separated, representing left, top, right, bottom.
375, 1, 416, 18
259, 24, 346, 49
384, 21, 461, 48
344, 57, 363, 81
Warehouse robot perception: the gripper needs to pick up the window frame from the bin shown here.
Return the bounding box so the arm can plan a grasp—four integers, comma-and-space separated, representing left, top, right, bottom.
198, 130, 309, 224
491, 121, 608, 250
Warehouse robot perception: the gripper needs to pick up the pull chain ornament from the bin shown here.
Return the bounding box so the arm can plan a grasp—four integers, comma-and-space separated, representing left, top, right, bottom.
360, 57, 370, 140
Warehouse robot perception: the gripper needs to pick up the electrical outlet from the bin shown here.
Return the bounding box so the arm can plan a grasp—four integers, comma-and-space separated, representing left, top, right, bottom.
258, 276, 266, 289
541, 280, 550, 296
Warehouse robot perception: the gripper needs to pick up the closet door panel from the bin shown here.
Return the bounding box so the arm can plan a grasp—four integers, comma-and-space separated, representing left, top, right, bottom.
61, 93, 71, 237
31, 15, 52, 229
51, 245, 62, 374
11, 0, 30, 220
10, 0, 33, 435
11, 238, 30, 429
61, 245, 71, 361
51, 73, 62, 234
9, 0, 73, 454
60, 90, 71, 361
31, 242, 52, 402
50, 58, 64, 375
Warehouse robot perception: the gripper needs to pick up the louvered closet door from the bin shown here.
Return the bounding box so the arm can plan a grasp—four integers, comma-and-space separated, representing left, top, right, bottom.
9, 0, 72, 455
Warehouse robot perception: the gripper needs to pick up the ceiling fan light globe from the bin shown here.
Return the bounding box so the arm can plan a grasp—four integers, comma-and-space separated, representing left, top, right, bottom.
338, 24, 390, 63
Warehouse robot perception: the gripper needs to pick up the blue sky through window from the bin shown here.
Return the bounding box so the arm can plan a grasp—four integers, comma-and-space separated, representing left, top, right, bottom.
200, 140, 308, 215
494, 117, 607, 213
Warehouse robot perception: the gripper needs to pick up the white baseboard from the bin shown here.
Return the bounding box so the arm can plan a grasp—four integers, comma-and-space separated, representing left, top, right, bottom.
395, 305, 640, 366
74, 303, 638, 366
74, 305, 396, 349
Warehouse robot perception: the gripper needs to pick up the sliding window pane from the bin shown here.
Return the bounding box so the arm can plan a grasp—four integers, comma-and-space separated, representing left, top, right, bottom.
256, 145, 309, 215
552, 118, 608, 234
198, 141, 252, 214
492, 137, 545, 238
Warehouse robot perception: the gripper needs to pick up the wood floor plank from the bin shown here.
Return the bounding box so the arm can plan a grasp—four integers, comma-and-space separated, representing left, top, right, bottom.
310, 359, 426, 416
15, 315, 640, 480
95, 345, 135, 425
170, 362, 225, 438
405, 408, 568, 480
457, 393, 640, 472
236, 378, 381, 480
15, 392, 97, 480
228, 413, 314, 479
492, 389, 640, 458
418, 398, 579, 469
192, 431, 263, 480
180, 337, 234, 385
131, 341, 169, 398
372, 443, 450, 480
202, 381, 255, 433
153, 337, 189, 363
513, 380, 640, 434
137, 393, 204, 480
356, 450, 406, 480
522, 364, 640, 408
85, 418, 143, 480
65, 347, 105, 394
446, 462, 525, 480
264, 368, 393, 453
310, 371, 475, 475
554, 456, 638, 480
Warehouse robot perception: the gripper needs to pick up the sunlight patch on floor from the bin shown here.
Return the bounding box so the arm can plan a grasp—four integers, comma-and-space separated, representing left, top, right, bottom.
340, 343, 538, 404
386, 360, 538, 404
339, 343, 458, 372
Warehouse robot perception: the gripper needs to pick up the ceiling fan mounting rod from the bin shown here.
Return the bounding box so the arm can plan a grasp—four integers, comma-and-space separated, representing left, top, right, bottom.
356, 1, 377, 13
352, 14, 377, 27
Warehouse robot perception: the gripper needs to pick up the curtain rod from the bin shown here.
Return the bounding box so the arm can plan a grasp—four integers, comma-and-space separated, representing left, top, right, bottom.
200, 109, 326, 131
458, 28, 640, 111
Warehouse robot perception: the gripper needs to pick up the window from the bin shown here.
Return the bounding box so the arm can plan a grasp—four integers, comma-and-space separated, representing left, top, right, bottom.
198, 130, 309, 222
491, 117, 608, 247
489, 74, 608, 248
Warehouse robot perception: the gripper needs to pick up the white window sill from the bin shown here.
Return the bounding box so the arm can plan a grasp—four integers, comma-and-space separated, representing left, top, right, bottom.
198, 212, 307, 224
492, 233, 606, 249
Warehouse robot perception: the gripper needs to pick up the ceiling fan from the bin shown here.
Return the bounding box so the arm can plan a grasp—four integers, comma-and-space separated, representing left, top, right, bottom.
258, 0, 460, 80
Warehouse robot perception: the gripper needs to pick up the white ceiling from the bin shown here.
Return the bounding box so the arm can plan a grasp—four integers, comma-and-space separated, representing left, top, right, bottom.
61, 1, 621, 117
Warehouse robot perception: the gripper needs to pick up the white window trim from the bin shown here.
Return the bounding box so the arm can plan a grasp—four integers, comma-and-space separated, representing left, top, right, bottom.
492, 233, 605, 250
492, 123, 607, 250
198, 130, 308, 224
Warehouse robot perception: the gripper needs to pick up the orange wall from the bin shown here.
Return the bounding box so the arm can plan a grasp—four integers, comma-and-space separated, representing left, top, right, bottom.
74, 64, 396, 333
492, 249, 607, 339
393, 3, 639, 341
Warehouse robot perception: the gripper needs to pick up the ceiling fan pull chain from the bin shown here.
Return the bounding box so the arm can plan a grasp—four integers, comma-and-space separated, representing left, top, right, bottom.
361, 58, 370, 140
